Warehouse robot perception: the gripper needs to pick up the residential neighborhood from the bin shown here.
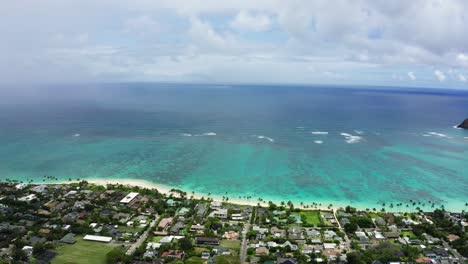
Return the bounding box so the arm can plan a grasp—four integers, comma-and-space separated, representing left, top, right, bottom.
0, 181, 466, 264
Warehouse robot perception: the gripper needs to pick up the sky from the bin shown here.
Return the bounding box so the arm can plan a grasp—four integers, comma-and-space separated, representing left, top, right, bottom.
1, 0, 468, 89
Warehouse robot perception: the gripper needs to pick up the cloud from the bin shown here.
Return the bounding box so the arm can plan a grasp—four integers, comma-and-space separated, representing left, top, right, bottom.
1, 0, 468, 88
457, 53, 468, 66
458, 74, 467, 82
230, 11, 271, 32
434, 70, 446, 81
124, 15, 159, 34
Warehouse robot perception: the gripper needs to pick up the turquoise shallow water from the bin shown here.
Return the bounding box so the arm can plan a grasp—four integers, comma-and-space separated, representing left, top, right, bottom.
0, 84, 467, 210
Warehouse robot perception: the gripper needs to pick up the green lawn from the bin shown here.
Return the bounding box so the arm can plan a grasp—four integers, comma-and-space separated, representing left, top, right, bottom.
51, 236, 117, 264
185, 257, 206, 264
152, 236, 163, 242
194, 247, 210, 254
220, 240, 241, 249
117, 226, 143, 233
401, 231, 417, 239
214, 255, 241, 264
300, 210, 322, 226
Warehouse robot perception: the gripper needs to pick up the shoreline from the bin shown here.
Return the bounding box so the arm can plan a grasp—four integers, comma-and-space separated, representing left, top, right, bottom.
49, 178, 337, 211
38, 177, 467, 213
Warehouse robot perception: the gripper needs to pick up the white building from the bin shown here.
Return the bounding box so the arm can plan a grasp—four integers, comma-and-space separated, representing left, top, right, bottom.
120, 192, 139, 204
18, 194, 37, 202
83, 235, 112, 243
209, 208, 228, 219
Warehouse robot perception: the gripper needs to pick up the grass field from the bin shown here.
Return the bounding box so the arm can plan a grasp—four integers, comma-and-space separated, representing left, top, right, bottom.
194, 247, 210, 254
185, 257, 206, 264
220, 240, 241, 249
117, 226, 143, 233
214, 255, 241, 264
401, 231, 417, 239
51, 236, 116, 264
300, 210, 322, 226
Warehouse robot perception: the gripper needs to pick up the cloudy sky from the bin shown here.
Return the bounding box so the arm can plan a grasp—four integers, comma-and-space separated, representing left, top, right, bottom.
2, 0, 468, 88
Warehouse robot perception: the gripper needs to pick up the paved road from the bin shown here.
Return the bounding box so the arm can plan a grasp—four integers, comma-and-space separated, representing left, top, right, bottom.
126, 215, 159, 256
240, 208, 254, 264
442, 241, 465, 263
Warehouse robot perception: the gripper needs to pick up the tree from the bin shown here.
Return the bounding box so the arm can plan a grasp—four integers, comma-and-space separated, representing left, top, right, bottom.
33, 242, 46, 256
347, 252, 364, 264
106, 247, 125, 264
178, 237, 193, 251
344, 222, 358, 233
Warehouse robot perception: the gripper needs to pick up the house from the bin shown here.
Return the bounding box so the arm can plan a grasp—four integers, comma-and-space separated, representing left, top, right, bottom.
375, 217, 386, 226
83, 235, 112, 243
158, 217, 173, 230
166, 199, 176, 207
38, 229, 51, 236
195, 237, 220, 245
160, 236, 174, 244
288, 227, 304, 240
190, 224, 205, 233
223, 231, 240, 240
231, 213, 245, 221
340, 218, 351, 226
15, 183, 28, 190
161, 250, 185, 259
323, 243, 336, 250
373, 231, 385, 239
147, 242, 162, 250
60, 233, 76, 244
277, 258, 298, 264
210, 201, 222, 209
143, 250, 157, 259
195, 203, 208, 218
18, 194, 37, 202
209, 208, 228, 219
176, 207, 190, 216
22, 246, 33, 257
256, 247, 269, 255
120, 192, 139, 204
384, 232, 400, 239
271, 226, 286, 238
170, 221, 185, 234
355, 231, 369, 243
323, 230, 337, 240
447, 234, 460, 242
31, 185, 48, 193
283, 241, 298, 251
29, 236, 46, 246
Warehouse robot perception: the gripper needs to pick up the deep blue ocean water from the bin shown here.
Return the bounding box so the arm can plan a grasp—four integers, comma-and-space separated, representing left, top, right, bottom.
0, 84, 467, 210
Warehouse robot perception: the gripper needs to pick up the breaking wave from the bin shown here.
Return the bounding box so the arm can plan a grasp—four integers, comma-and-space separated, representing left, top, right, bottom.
340, 133, 363, 144
257, 135, 275, 142
311, 131, 328, 135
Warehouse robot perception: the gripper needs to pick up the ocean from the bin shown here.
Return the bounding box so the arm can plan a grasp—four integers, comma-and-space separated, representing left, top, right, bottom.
0, 84, 467, 211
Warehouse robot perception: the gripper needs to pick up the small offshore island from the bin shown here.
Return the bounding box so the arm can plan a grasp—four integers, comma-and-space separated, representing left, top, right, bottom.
0, 181, 466, 264
457, 119, 468, 129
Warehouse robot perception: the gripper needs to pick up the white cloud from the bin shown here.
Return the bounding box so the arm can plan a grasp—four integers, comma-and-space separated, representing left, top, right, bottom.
457, 53, 468, 66
230, 11, 271, 32
458, 74, 467, 82
434, 70, 446, 81
1, 0, 468, 87
124, 15, 159, 34
189, 17, 229, 50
